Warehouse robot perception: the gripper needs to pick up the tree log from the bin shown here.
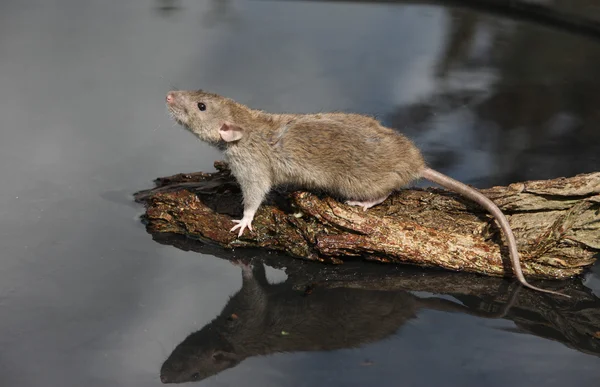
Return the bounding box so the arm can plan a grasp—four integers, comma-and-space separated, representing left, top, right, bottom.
133, 161, 599, 279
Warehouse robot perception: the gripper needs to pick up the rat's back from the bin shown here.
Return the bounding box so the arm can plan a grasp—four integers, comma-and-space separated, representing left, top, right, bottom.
270, 114, 425, 200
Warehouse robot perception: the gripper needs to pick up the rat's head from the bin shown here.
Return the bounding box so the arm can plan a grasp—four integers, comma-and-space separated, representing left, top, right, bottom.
159, 327, 241, 384
166, 90, 246, 146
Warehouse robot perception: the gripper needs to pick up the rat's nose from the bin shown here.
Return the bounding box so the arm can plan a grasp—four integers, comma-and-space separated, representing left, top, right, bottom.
166, 92, 175, 104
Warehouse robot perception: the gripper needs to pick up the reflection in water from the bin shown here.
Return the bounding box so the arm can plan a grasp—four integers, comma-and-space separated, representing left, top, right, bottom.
159, 260, 514, 383
155, 235, 600, 384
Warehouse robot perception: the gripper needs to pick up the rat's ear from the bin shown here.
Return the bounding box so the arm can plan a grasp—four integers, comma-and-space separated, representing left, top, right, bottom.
219, 122, 244, 142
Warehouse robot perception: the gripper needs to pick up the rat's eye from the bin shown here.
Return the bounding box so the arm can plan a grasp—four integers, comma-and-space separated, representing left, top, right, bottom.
190, 373, 200, 380
197, 102, 206, 111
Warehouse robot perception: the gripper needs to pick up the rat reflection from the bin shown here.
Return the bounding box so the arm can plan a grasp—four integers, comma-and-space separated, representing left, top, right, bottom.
159, 260, 515, 383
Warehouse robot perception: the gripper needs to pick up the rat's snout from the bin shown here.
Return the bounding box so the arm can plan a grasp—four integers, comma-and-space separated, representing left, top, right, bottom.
166, 92, 176, 104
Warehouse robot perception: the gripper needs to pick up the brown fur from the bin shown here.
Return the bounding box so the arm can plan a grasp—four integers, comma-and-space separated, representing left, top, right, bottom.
165, 89, 569, 298
166, 89, 425, 207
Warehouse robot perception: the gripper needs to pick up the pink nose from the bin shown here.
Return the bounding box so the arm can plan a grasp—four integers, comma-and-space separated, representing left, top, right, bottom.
166, 93, 175, 103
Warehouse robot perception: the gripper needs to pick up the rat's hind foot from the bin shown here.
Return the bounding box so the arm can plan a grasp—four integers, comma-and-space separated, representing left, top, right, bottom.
230, 216, 254, 237
346, 194, 390, 211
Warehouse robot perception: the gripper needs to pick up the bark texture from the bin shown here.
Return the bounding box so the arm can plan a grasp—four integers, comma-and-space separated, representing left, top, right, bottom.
134, 161, 599, 279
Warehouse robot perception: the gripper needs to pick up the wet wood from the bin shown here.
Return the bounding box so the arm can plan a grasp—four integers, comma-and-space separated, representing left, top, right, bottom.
134, 161, 599, 280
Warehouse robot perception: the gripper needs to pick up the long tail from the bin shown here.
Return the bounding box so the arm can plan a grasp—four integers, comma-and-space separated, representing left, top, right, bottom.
420, 167, 569, 298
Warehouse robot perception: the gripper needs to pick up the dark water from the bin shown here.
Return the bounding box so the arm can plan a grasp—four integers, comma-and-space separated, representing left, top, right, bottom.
0, 0, 599, 386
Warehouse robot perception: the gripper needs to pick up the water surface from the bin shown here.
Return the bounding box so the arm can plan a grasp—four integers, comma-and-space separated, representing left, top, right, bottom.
0, 0, 599, 386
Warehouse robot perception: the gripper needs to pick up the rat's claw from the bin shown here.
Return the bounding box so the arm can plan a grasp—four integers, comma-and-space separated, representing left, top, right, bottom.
346, 195, 390, 211
345, 200, 370, 211
230, 217, 254, 237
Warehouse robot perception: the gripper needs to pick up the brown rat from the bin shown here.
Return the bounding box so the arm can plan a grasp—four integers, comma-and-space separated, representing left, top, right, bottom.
165, 89, 569, 298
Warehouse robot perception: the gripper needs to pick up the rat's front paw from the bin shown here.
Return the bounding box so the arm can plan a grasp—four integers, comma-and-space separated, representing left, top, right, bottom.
230, 216, 254, 237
